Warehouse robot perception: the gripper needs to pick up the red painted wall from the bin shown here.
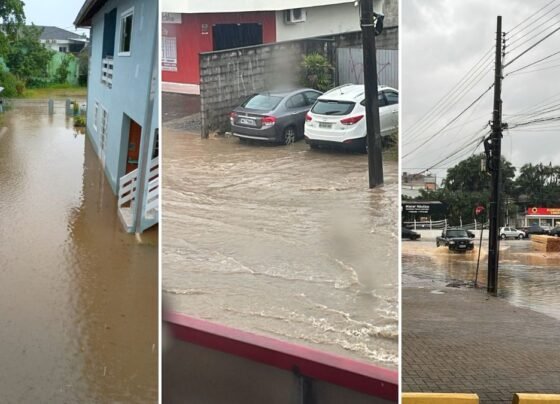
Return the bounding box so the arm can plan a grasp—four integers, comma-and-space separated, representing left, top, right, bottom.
162, 12, 277, 86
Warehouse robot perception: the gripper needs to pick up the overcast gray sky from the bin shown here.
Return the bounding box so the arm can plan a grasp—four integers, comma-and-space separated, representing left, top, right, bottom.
402, 0, 560, 180
24, 0, 87, 34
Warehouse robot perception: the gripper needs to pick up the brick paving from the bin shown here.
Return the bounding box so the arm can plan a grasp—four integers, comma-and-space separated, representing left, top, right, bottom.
403, 286, 560, 403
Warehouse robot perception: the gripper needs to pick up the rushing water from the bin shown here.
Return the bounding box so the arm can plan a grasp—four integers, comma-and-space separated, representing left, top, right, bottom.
0, 100, 157, 402
162, 130, 398, 367
403, 239, 560, 320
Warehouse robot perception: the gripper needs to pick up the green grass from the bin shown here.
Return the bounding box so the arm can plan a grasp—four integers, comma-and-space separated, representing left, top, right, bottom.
21, 84, 87, 99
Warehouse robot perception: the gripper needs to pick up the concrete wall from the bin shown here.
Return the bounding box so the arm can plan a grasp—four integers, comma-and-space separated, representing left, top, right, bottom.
199, 39, 333, 135
163, 338, 393, 404
86, 0, 158, 194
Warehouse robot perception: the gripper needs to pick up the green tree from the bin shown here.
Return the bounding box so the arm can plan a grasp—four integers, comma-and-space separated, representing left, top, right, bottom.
6, 25, 54, 84
416, 154, 516, 225
0, 0, 26, 56
513, 163, 560, 208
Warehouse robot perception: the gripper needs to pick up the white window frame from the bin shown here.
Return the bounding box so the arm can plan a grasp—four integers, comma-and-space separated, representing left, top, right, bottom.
93, 102, 99, 131
118, 7, 134, 57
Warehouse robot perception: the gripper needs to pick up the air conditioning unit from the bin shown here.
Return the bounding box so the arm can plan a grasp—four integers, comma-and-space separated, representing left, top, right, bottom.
285, 8, 306, 24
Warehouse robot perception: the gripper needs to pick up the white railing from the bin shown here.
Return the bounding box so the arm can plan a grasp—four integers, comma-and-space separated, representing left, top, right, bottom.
101, 57, 114, 88
403, 219, 490, 230
145, 158, 159, 217
117, 157, 159, 232
118, 167, 138, 212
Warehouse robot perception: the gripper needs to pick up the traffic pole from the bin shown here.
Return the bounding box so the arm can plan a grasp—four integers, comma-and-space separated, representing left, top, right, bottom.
487, 16, 504, 295
360, 0, 383, 188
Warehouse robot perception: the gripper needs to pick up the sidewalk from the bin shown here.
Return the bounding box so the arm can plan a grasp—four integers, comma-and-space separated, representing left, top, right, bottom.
402, 285, 560, 403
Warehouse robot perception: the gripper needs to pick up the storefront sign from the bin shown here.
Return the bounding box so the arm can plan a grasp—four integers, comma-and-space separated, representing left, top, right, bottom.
402, 202, 446, 215
527, 207, 560, 215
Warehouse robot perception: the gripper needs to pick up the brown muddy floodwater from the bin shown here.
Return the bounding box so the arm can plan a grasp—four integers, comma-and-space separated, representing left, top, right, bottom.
0, 100, 157, 402
403, 239, 560, 320
163, 130, 398, 367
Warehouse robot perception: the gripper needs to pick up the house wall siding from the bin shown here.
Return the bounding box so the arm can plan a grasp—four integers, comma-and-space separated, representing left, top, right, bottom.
86, 0, 158, 194
162, 12, 276, 86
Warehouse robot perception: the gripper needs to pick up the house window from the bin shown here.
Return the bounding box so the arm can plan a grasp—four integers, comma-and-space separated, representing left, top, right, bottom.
119, 7, 134, 56
162, 37, 177, 72
93, 102, 99, 131
59, 46, 67, 53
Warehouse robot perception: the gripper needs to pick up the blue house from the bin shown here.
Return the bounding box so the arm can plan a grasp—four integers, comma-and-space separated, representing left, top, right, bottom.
75, 0, 159, 233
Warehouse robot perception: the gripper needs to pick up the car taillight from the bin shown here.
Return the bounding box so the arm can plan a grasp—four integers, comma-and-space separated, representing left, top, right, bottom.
305, 113, 312, 122
261, 116, 276, 127
230, 112, 237, 123
340, 115, 364, 125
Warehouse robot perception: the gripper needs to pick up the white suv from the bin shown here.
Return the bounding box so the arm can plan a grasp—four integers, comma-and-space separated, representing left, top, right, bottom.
304, 84, 398, 151
499, 227, 526, 240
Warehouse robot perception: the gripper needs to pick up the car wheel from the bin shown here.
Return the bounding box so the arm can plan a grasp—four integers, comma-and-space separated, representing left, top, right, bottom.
500, 234, 506, 239
436, 241, 440, 247
283, 126, 296, 145
518, 234, 524, 240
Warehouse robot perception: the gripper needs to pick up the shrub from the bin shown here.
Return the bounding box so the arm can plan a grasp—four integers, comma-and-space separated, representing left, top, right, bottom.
73, 115, 86, 127
0, 70, 21, 97
301, 53, 334, 92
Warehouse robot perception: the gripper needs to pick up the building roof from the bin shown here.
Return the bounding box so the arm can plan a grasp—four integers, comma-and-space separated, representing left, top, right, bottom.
162, 0, 355, 13
35, 26, 85, 41
75, 0, 109, 27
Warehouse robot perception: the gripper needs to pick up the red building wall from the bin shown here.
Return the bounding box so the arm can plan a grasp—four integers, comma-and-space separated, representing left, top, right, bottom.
162, 12, 277, 86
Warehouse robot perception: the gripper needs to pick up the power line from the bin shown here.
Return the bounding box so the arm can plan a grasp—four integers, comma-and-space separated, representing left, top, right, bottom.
507, 0, 559, 37
506, 7, 560, 48
505, 25, 560, 68
505, 49, 560, 75
403, 83, 495, 159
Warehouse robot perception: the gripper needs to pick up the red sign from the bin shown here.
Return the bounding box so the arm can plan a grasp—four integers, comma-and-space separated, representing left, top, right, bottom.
475, 205, 485, 216
527, 207, 560, 216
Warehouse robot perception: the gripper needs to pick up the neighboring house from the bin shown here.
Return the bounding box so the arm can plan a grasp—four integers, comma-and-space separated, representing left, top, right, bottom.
37, 26, 88, 53
161, 0, 397, 94
75, 0, 159, 234
402, 173, 438, 198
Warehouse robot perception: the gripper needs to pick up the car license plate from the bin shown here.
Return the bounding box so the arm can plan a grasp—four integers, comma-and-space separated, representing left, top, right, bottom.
319, 122, 332, 128
459, 245, 466, 248
239, 118, 256, 126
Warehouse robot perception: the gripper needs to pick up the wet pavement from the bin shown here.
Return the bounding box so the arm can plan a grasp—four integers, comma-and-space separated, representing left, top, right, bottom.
403, 239, 560, 319
162, 130, 398, 367
0, 100, 157, 402
402, 237, 560, 402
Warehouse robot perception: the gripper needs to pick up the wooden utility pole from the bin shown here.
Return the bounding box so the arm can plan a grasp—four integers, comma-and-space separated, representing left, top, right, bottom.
360, 0, 384, 188
487, 16, 504, 295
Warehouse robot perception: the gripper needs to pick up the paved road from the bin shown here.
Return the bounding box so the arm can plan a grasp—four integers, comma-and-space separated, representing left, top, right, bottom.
402, 286, 560, 403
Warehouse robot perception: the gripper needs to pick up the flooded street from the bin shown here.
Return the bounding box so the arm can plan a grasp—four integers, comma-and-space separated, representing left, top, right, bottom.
403, 239, 560, 320
163, 130, 398, 367
0, 100, 157, 402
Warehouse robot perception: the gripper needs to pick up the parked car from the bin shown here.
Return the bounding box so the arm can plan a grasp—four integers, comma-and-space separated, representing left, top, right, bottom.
402, 227, 421, 240
436, 229, 475, 252
523, 224, 549, 237
230, 88, 322, 145
550, 226, 560, 237
499, 226, 526, 239
304, 84, 398, 151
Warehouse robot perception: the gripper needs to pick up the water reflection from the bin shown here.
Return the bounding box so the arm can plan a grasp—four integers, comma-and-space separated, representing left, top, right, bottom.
0, 100, 157, 402
403, 240, 560, 319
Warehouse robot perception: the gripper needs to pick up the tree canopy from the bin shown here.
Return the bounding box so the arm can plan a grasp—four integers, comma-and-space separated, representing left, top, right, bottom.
0, 0, 26, 56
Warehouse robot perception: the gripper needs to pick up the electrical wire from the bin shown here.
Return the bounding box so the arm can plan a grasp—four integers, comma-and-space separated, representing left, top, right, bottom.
507, 0, 559, 38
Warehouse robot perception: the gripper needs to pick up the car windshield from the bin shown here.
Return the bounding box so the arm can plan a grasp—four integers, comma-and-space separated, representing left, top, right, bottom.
242, 94, 283, 111
311, 100, 355, 115
447, 229, 468, 238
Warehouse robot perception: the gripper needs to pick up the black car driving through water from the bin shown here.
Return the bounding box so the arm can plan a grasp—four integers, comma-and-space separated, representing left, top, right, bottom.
402, 227, 421, 240
436, 228, 475, 252
230, 88, 322, 145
